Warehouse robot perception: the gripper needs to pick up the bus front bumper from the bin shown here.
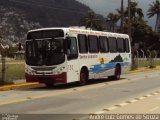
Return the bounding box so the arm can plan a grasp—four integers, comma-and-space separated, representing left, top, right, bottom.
25, 72, 67, 84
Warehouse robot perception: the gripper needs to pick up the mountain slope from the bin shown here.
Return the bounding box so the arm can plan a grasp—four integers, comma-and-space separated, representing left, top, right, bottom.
0, 0, 91, 43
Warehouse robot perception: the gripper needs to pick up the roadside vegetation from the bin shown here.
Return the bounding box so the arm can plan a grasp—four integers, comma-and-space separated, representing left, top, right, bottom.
0, 60, 25, 84
135, 59, 160, 68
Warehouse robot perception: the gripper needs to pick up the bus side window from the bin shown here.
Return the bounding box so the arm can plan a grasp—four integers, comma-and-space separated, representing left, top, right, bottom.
67, 37, 78, 60
78, 34, 88, 53
88, 35, 99, 53
99, 36, 109, 53
117, 38, 125, 53
124, 38, 130, 53
108, 37, 117, 53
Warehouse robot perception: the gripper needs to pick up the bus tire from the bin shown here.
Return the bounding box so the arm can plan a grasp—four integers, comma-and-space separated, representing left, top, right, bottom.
108, 65, 121, 80
45, 83, 54, 88
79, 68, 88, 86
114, 64, 121, 80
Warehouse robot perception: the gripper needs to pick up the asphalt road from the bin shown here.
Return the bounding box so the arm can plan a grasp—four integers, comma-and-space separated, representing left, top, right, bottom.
0, 71, 160, 119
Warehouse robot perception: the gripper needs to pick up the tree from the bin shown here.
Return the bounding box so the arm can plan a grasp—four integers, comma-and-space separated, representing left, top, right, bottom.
127, 1, 144, 22
80, 11, 103, 30
131, 1, 144, 19
0, 34, 2, 42
116, 6, 127, 33
131, 19, 155, 46
121, 0, 124, 33
116, 1, 143, 34
147, 0, 160, 31
116, 1, 157, 48
106, 13, 119, 32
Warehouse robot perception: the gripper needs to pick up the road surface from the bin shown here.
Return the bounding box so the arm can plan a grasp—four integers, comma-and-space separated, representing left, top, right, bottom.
0, 70, 160, 120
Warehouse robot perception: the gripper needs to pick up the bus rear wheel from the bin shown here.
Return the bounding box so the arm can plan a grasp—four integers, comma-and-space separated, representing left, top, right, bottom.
108, 65, 121, 80
114, 65, 121, 80
79, 69, 88, 86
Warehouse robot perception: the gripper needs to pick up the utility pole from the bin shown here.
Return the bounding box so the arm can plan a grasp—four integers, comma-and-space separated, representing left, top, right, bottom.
1, 56, 6, 85
128, 0, 132, 42
121, 0, 124, 33
128, 0, 135, 70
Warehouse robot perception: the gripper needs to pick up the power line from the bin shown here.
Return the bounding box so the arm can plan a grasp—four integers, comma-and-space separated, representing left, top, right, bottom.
15, 0, 81, 12
9, 0, 87, 15
18, 0, 54, 6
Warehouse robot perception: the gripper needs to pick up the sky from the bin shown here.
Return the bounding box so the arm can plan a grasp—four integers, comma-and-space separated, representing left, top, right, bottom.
76, 0, 156, 28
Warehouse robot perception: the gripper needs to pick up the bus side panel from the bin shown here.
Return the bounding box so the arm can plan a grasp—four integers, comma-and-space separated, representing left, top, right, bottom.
98, 53, 115, 78
89, 53, 131, 79
78, 54, 100, 80
121, 53, 132, 73
67, 60, 79, 83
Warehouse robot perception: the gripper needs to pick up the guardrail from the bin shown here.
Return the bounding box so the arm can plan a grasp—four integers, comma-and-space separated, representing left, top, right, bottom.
132, 49, 160, 69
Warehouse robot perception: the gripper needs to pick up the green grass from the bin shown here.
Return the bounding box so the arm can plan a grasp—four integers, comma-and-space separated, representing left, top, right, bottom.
136, 59, 160, 68
0, 62, 25, 84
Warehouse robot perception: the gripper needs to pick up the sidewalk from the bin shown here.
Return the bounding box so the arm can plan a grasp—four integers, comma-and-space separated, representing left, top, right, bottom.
13, 79, 26, 84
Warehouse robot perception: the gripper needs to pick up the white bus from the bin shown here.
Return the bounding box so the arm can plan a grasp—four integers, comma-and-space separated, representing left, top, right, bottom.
25, 27, 131, 87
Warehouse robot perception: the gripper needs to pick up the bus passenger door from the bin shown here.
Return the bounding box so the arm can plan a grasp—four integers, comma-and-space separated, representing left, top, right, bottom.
66, 37, 79, 83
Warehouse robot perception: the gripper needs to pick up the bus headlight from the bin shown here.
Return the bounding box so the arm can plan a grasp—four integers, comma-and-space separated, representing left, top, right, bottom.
53, 67, 65, 75
26, 68, 36, 75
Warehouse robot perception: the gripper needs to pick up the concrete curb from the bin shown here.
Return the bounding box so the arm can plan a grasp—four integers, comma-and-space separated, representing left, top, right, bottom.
0, 67, 160, 91
0, 82, 41, 91
127, 67, 160, 74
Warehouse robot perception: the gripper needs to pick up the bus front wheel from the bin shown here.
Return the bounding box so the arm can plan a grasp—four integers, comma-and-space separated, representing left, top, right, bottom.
79, 69, 88, 86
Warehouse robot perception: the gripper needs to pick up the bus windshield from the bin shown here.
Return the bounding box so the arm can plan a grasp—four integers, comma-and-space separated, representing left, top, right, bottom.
26, 38, 65, 66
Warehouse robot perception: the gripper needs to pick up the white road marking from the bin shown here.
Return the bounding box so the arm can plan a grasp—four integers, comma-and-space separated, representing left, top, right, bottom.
150, 107, 159, 112
145, 94, 153, 97
94, 111, 106, 114
151, 93, 158, 95
103, 106, 117, 111
156, 97, 160, 100
116, 102, 129, 107
138, 96, 146, 100
128, 99, 138, 103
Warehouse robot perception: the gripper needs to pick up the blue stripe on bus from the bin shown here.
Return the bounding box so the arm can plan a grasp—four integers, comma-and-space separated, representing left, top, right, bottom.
90, 62, 129, 74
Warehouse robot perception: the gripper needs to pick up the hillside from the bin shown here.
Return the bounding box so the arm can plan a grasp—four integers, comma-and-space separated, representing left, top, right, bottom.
0, 0, 91, 44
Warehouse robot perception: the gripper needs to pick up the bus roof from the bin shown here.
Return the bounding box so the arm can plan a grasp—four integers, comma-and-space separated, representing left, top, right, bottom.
28, 27, 129, 38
